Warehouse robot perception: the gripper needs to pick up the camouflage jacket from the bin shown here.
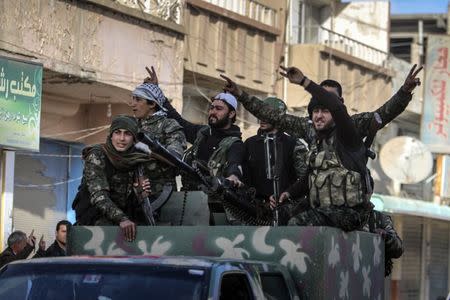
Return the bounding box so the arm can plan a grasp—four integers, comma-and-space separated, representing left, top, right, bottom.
237, 88, 413, 142
139, 114, 187, 193
83, 146, 134, 224
362, 210, 404, 259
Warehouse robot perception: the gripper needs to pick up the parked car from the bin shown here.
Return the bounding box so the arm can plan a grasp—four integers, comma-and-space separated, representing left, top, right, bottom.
0, 256, 299, 300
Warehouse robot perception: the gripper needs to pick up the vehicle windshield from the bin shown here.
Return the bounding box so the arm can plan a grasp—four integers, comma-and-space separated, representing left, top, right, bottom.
0, 263, 208, 300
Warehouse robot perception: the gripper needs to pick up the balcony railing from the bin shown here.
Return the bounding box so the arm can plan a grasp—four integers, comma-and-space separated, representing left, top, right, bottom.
203, 0, 277, 27
115, 0, 182, 24
295, 25, 388, 67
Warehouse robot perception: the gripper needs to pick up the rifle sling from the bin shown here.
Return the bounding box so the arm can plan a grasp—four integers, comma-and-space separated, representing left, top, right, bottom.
150, 184, 174, 211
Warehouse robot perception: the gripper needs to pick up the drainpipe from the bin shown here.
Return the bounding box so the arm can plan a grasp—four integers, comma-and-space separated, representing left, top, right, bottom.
418, 19, 424, 65
300, 0, 305, 44
327, 1, 336, 78
283, 0, 291, 102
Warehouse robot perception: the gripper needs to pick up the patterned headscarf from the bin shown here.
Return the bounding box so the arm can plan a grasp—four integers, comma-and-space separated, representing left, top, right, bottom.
132, 83, 167, 116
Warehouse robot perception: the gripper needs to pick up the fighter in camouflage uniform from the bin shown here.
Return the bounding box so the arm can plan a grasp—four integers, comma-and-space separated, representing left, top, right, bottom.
81, 115, 151, 241
362, 210, 404, 276
223, 65, 422, 230
131, 81, 187, 198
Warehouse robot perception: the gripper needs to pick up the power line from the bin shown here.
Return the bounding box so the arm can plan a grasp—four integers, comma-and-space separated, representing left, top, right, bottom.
15, 177, 82, 189
16, 153, 82, 158
42, 125, 110, 138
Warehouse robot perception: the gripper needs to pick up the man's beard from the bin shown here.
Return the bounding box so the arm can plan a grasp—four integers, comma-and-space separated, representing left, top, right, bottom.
259, 124, 275, 133
314, 119, 335, 132
208, 115, 230, 129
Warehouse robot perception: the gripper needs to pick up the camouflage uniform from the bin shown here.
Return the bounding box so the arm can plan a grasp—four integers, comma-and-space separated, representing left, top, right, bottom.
293, 138, 309, 179
236, 88, 413, 142
239, 87, 413, 229
362, 210, 404, 276
287, 133, 373, 231
139, 114, 186, 195
83, 146, 135, 225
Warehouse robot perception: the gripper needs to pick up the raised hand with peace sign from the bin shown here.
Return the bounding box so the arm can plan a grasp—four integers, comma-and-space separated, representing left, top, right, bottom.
144, 66, 159, 85
401, 64, 423, 93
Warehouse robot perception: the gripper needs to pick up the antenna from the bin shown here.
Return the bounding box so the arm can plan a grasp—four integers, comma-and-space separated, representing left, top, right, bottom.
379, 136, 433, 184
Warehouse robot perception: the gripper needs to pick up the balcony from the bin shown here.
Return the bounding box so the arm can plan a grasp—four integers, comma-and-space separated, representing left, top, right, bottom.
294, 26, 389, 67
202, 0, 278, 27
114, 0, 183, 24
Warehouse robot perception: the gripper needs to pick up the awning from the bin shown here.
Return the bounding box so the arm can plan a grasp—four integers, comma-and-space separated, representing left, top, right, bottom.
371, 193, 450, 221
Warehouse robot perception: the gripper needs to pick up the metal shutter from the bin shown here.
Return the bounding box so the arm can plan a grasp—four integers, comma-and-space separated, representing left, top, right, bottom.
428, 220, 449, 300
12, 139, 83, 254
399, 216, 423, 300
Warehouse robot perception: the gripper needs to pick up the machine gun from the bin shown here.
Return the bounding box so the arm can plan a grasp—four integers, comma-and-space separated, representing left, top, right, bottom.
137, 132, 273, 225
264, 133, 280, 226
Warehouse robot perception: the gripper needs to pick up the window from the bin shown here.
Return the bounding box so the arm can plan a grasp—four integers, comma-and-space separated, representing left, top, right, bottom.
260, 273, 290, 300
220, 273, 253, 300
0, 264, 208, 300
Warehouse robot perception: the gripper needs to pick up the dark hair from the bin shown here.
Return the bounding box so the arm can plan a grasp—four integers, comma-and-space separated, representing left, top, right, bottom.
7, 231, 26, 247
146, 100, 161, 111
56, 220, 72, 232
320, 79, 343, 97
215, 99, 237, 124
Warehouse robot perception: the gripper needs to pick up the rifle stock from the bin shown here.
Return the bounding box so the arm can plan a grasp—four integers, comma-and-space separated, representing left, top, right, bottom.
136, 165, 156, 226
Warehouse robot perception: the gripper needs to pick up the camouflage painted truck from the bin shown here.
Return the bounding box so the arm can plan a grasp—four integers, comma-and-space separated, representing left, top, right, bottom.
16, 135, 382, 299
65, 191, 385, 300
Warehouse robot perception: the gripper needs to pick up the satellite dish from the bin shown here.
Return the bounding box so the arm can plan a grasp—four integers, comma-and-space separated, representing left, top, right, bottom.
379, 136, 433, 184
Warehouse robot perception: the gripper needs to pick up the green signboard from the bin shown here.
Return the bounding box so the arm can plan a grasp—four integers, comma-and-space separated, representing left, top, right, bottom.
0, 56, 42, 151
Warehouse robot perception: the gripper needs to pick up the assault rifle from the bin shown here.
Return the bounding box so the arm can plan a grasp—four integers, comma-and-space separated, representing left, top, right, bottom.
264, 133, 280, 226
137, 132, 272, 225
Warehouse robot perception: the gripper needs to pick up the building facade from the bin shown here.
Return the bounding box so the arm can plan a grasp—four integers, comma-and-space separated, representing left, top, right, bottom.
0, 0, 185, 249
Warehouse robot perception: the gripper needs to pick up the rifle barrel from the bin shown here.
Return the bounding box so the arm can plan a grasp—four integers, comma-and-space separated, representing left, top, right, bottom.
137, 132, 205, 184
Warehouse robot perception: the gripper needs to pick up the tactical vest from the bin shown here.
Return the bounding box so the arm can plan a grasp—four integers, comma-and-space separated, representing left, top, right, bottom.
307, 135, 366, 208
184, 126, 240, 177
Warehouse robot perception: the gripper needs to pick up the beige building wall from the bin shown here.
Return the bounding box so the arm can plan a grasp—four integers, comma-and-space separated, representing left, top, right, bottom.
183, 0, 287, 96
287, 44, 393, 114
322, 1, 390, 53
0, 0, 185, 144
182, 0, 288, 138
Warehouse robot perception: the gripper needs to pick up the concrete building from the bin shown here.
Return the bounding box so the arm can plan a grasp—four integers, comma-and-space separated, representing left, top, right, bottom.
286, 0, 393, 116
182, 0, 288, 139
1, 2, 450, 299
287, 2, 450, 300
0, 0, 185, 250
379, 7, 450, 300
0, 0, 288, 249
